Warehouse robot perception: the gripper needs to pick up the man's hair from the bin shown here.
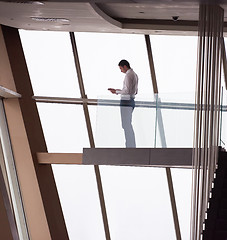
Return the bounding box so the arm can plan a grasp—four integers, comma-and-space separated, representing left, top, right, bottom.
118, 59, 130, 68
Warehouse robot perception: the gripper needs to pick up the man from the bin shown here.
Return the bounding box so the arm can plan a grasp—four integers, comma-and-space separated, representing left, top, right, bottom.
108, 59, 138, 148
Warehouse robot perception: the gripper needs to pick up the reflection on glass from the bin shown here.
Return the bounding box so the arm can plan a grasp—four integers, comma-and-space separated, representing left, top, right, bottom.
19, 30, 80, 97
37, 103, 89, 153
52, 165, 105, 240
100, 166, 175, 240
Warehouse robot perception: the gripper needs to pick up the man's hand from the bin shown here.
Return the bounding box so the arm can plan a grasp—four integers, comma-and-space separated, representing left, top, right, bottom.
108, 88, 117, 94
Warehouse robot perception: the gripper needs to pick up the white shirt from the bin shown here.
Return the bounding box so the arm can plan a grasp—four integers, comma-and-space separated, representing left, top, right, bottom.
116, 68, 138, 98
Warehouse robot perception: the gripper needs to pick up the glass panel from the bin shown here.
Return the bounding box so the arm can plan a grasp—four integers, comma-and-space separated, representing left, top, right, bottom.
75, 32, 152, 99
96, 98, 124, 148
37, 103, 89, 153
96, 94, 194, 148
155, 98, 194, 148
171, 168, 192, 239
95, 96, 157, 147
88, 105, 98, 145
19, 31, 200, 240
151, 35, 197, 95
52, 165, 105, 240
19, 30, 80, 97
100, 166, 175, 240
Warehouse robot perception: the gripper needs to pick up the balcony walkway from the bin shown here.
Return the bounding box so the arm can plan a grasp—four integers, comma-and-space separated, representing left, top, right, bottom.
37, 148, 193, 168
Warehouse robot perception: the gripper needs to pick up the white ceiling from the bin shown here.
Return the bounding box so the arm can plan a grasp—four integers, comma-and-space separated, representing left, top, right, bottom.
0, 1, 226, 35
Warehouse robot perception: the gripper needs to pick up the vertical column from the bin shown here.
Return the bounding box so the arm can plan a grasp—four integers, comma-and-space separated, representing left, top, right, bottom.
0, 25, 69, 240
145, 35, 158, 94
191, 4, 224, 240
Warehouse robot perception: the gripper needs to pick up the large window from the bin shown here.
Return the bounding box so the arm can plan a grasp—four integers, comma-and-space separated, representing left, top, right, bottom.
19, 29, 226, 240
37, 103, 90, 153
76, 32, 152, 99
19, 31, 80, 98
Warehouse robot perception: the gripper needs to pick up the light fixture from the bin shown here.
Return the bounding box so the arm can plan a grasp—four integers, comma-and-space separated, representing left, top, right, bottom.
32, 1, 45, 5
6, 1, 45, 4
30, 17, 70, 23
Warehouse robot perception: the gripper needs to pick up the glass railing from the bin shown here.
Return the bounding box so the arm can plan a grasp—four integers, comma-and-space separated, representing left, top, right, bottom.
95, 93, 196, 148
36, 91, 226, 150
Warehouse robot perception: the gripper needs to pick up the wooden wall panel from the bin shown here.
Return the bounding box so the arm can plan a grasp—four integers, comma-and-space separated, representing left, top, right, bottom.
0, 25, 69, 240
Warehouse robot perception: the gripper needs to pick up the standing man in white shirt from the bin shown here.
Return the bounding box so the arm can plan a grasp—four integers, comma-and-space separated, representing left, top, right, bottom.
108, 60, 138, 148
